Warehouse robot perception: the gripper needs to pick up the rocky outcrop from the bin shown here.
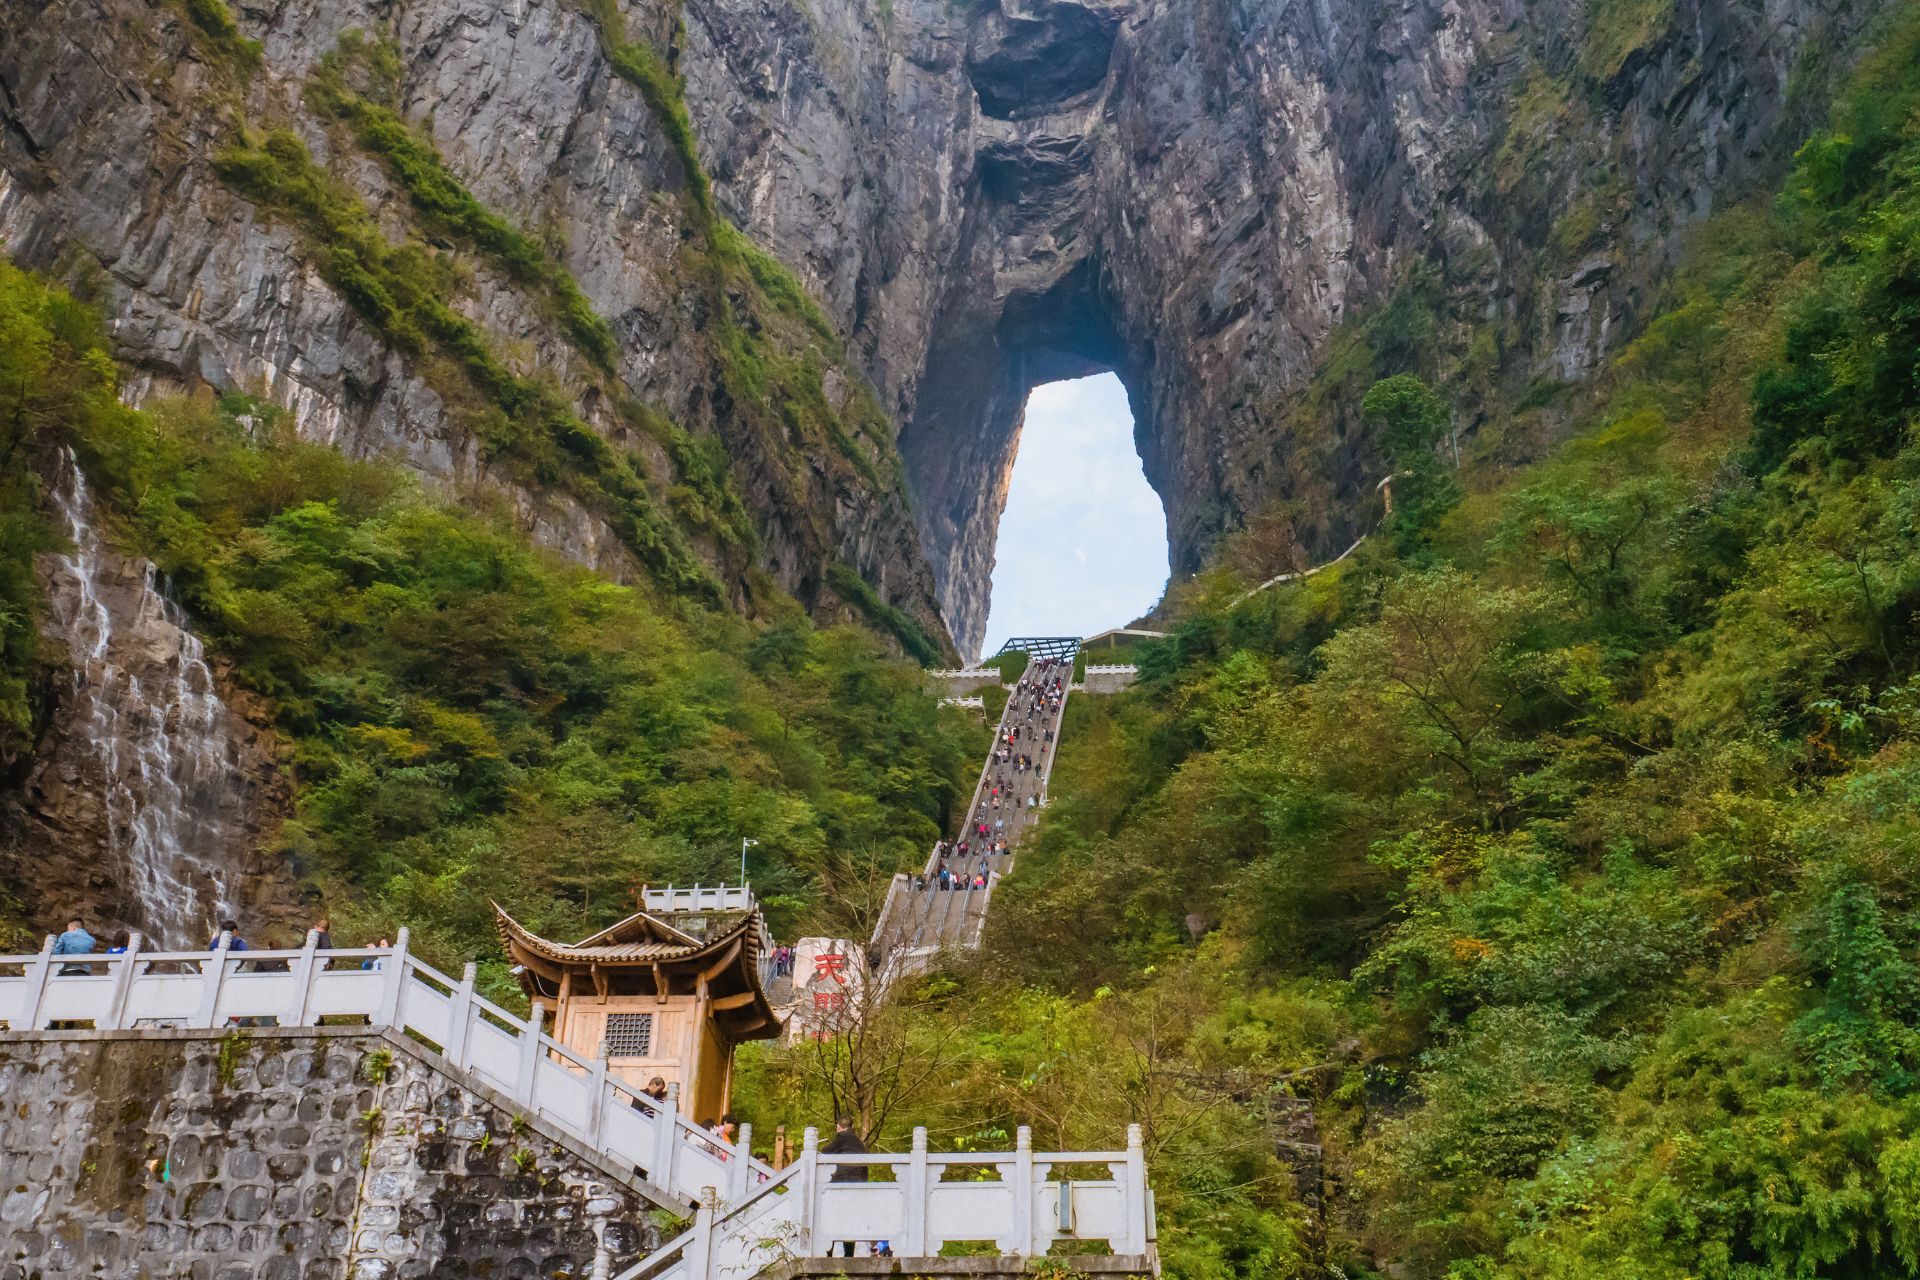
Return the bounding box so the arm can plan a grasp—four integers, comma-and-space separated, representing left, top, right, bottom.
0, 0, 952, 653
1, 453, 297, 948
692, 0, 1890, 652
0, 0, 1890, 666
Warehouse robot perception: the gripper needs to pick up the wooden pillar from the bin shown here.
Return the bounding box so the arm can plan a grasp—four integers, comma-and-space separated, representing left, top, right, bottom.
685, 974, 710, 1121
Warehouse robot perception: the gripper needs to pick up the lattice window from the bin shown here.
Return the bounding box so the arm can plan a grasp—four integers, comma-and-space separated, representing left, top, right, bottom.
605, 1012, 655, 1058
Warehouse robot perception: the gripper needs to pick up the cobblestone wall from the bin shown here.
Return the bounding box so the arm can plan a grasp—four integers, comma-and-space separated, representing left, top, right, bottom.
0, 1028, 659, 1278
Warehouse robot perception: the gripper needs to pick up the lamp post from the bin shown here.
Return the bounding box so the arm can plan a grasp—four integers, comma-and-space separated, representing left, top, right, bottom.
740, 838, 759, 885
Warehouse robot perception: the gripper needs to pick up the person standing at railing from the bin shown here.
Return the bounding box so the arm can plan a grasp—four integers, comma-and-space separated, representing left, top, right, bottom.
822, 1115, 870, 1257
206, 919, 249, 952
632, 1075, 670, 1117
52, 917, 95, 976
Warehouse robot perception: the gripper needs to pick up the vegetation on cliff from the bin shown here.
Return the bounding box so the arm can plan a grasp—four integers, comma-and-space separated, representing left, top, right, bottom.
0, 255, 972, 984
5, 1, 1920, 1276
741, 13, 1920, 1278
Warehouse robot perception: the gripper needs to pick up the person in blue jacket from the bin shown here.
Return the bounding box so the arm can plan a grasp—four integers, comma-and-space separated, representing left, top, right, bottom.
52, 917, 96, 975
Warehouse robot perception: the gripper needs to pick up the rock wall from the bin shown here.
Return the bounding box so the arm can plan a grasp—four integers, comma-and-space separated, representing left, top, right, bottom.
0, 453, 297, 949
0, 1027, 658, 1277
0, 0, 952, 651
0, 0, 1892, 663
687, 0, 1893, 652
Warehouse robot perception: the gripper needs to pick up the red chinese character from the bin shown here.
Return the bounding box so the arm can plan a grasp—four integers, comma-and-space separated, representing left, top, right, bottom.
812, 990, 846, 1009
813, 953, 850, 981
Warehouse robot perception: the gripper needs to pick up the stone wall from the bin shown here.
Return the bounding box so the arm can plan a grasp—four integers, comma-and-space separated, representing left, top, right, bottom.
926, 670, 1007, 698
1077, 667, 1139, 695
0, 1028, 660, 1278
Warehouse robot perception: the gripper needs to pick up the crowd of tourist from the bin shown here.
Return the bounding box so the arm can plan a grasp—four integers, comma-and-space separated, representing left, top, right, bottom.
898, 656, 1072, 936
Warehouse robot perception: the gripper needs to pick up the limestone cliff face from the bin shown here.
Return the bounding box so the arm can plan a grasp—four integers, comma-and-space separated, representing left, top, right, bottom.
0, 0, 951, 653
0, 0, 1888, 672
690, 0, 1888, 652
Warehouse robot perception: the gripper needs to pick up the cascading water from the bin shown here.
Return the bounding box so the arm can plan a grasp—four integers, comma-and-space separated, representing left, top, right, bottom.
41, 450, 238, 947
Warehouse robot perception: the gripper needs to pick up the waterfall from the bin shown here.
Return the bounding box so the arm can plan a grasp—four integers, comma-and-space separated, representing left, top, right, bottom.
41, 450, 238, 948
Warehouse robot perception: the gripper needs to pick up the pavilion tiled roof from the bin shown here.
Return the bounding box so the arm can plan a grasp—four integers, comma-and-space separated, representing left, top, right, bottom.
492, 904, 758, 967
490, 901, 781, 1041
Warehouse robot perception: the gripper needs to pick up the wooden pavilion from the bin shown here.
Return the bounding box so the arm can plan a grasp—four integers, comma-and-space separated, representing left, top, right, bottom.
493, 885, 781, 1123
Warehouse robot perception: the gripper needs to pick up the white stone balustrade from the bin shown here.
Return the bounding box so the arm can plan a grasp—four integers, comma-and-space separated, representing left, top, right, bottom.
0, 932, 1156, 1279
639, 883, 759, 914
616, 1123, 1154, 1280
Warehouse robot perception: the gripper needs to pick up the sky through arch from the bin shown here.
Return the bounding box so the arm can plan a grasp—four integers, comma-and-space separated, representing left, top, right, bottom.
977, 374, 1169, 659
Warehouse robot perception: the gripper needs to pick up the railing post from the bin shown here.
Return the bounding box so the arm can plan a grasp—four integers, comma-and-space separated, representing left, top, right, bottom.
651, 1085, 681, 1195
375, 927, 410, 1027
285, 929, 320, 1027
445, 962, 477, 1071
728, 1122, 752, 1204
799, 1126, 820, 1257
194, 932, 232, 1028
517, 1000, 546, 1109
585, 1039, 610, 1149
1122, 1124, 1147, 1255
21, 935, 55, 1030
687, 1195, 716, 1280
902, 1127, 929, 1257
1009, 1125, 1036, 1254
104, 932, 144, 1030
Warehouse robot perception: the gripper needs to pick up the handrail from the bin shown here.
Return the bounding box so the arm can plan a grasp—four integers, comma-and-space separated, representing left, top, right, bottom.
0, 928, 779, 1202
2, 947, 1157, 1280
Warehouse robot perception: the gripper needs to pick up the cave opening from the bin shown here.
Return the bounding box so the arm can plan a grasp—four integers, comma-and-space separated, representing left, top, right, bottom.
900, 259, 1171, 659
977, 373, 1168, 659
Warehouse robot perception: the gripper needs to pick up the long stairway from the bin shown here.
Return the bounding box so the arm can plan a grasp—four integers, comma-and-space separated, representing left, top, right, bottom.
871, 655, 1072, 970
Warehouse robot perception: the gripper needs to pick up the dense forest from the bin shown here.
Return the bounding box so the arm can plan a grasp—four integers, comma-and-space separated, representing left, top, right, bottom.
4, 0, 1920, 1276
746, 12, 1920, 1278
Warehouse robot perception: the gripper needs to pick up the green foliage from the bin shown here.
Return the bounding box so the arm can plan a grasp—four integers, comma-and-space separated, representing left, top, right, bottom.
179, 0, 262, 70
0, 260, 99, 765
213, 126, 717, 599
0, 260, 972, 982
361, 1046, 395, 1084
76, 399, 968, 974
1748, 10, 1920, 474
1363, 374, 1461, 546
948, 16, 1920, 1276
1579, 0, 1674, 81
1790, 873, 1920, 1095
827, 563, 941, 666
1361, 375, 1449, 459
216, 1029, 246, 1089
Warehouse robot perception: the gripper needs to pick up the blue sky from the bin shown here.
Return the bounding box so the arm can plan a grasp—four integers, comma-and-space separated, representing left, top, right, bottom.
977, 374, 1170, 659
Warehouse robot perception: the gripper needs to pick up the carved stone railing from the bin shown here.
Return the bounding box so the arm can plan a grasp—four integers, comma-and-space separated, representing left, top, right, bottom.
616, 1124, 1154, 1280
0, 934, 1156, 1279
